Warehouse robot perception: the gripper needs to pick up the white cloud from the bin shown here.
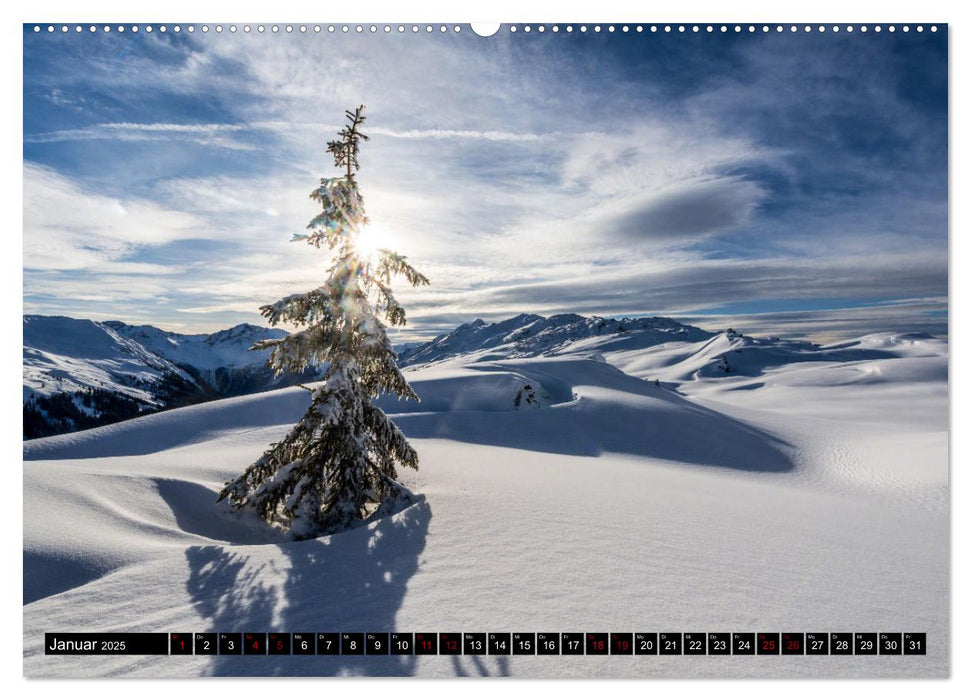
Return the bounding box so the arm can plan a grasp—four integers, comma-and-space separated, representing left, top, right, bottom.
559, 123, 778, 194
23, 162, 202, 270
177, 302, 268, 315
24, 274, 172, 303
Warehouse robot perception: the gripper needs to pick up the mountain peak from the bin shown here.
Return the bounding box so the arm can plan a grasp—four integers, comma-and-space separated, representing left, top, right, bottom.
205, 323, 276, 342
398, 313, 713, 367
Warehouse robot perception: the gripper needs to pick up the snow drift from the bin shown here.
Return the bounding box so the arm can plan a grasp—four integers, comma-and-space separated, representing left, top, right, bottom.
23, 320, 948, 678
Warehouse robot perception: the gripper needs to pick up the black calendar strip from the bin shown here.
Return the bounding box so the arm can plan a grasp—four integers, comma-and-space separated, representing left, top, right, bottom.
45, 632, 927, 656
44, 633, 169, 655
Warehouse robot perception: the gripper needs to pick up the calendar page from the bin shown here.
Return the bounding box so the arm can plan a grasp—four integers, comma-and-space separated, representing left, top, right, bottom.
22, 20, 948, 679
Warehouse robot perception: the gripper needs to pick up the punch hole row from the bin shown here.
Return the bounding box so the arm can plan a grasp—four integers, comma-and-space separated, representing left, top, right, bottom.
510, 25, 937, 34
30, 24, 464, 34
31, 24, 940, 35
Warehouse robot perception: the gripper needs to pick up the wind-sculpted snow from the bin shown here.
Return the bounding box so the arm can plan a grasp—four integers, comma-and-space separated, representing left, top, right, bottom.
24, 367, 569, 461
596, 330, 949, 387
23, 327, 948, 677
23, 386, 313, 461
391, 358, 794, 471
25, 359, 792, 470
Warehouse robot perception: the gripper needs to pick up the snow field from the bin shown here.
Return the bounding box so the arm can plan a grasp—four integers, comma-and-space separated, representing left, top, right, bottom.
24, 333, 948, 677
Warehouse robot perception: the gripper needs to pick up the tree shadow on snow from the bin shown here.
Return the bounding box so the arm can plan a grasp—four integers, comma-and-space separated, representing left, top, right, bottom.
448, 651, 510, 677
184, 496, 432, 676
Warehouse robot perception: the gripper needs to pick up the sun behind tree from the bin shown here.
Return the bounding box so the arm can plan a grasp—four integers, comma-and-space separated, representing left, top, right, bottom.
218, 105, 430, 539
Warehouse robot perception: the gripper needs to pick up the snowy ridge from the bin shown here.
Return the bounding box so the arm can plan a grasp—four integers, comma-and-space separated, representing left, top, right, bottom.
24, 316, 289, 402
400, 314, 948, 392
398, 313, 713, 366
23, 315, 305, 439
23, 316, 192, 405
600, 328, 948, 387
104, 320, 288, 372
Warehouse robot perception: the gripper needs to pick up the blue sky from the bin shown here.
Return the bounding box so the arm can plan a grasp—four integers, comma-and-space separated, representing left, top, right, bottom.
23, 25, 948, 342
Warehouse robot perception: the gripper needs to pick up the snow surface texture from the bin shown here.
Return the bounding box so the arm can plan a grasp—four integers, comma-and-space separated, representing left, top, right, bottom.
23, 315, 948, 678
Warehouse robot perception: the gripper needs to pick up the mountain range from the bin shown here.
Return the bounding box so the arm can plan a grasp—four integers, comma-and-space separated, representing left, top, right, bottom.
396, 313, 713, 366
24, 311, 940, 439
23, 315, 316, 438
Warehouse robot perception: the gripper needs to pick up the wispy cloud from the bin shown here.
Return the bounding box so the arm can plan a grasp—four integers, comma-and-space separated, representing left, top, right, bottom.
24, 122, 257, 150
23, 163, 202, 271
22, 28, 947, 340
396, 253, 947, 330
681, 297, 948, 343
369, 126, 550, 142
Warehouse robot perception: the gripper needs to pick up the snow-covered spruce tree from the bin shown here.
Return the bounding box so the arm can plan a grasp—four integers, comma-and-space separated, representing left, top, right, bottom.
218, 106, 429, 539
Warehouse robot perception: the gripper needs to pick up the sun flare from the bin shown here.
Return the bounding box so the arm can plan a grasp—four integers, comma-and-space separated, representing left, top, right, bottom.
356, 224, 392, 259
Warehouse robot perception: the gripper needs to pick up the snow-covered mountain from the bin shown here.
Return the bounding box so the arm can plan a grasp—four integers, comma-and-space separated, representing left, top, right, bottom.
27, 311, 944, 440
397, 313, 947, 391
23, 315, 315, 439
398, 313, 713, 366
102, 320, 286, 373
